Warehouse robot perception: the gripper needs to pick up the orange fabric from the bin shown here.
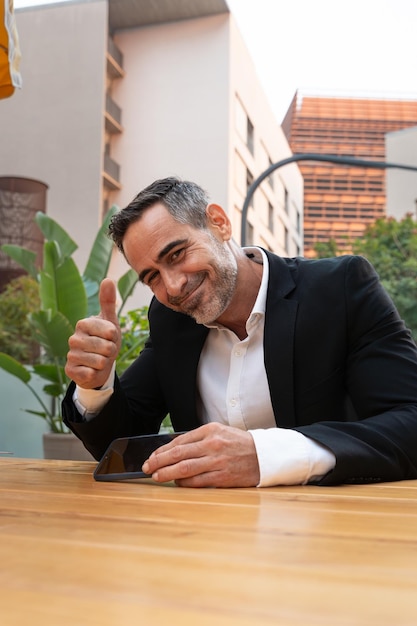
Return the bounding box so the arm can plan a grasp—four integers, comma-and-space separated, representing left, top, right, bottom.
0, 0, 22, 99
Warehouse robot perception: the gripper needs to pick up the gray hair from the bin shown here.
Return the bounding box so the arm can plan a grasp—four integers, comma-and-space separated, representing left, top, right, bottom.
109, 177, 210, 253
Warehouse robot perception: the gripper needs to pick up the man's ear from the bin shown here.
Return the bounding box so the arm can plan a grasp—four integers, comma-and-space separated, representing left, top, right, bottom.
206, 203, 232, 241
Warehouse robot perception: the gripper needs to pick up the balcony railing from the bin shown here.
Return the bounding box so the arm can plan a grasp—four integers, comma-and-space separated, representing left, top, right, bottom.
107, 37, 124, 79
105, 94, 122, 133
106, 94, 121, 125
108, 37, 123, 69
103, 154, 121, 190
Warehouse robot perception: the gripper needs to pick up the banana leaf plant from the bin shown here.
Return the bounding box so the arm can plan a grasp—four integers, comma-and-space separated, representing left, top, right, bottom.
0, 207, 138, 432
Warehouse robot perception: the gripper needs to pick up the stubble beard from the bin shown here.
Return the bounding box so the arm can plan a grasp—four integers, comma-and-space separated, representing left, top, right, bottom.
174, 240, 238, 325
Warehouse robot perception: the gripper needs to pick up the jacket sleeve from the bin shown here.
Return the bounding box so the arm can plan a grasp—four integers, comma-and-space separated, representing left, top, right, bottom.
295, 255, 417, 485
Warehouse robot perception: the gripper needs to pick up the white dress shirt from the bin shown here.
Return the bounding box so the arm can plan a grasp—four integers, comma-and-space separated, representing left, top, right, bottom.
75, 247, 336, 486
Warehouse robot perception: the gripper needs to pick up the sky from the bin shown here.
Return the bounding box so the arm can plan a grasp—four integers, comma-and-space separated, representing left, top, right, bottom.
13, 0, 417, 124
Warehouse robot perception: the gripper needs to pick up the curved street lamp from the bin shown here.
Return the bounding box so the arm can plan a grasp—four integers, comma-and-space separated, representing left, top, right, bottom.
240, 153, 417, 247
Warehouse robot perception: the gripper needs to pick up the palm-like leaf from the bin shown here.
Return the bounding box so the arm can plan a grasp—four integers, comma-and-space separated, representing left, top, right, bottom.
43, 383, 64, 397
33, 363, 67, 384
0, 353, 31, 383
83, 206, 118, 315
117, 269, 138, 314
40, 243, 87, 327
0, 245, 38, 279
83, 206, 118, 285
29, 310, 74, 358
35, 212, 77, 259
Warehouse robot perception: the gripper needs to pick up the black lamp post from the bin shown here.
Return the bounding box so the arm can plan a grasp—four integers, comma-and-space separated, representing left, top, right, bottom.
240, 153, 417, 247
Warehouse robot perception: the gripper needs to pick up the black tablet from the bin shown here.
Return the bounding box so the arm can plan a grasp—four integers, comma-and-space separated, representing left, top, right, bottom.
93, 432, 186, 482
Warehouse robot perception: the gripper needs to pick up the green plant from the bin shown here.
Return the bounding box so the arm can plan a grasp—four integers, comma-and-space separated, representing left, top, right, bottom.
0, 208, 138, 432
0, 275, 40, 362
116, 306, 172, 432
352, 215, 417, 342
116, 306, 150, 375
313, 214, 417, 342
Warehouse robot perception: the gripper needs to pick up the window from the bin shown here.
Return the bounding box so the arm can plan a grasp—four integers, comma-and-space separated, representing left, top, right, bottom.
235, 97, 247, 140
296, 209, 301, 234
268, 202, 274, 233
246, 222, 254, 246
284, 187, 289, 214
284, 226, 289, 253
247, 117, 254, 155
268, 157, 274, 189
235, 96, 254, 155
246, 168, 254, 207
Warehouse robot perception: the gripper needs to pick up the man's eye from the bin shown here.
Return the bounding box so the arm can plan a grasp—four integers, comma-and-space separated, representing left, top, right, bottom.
147, 272, 159, 285
171, 248, 184, 262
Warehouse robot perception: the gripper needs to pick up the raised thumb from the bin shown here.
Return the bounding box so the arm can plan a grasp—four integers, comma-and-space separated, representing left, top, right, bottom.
99, 278, 118, 324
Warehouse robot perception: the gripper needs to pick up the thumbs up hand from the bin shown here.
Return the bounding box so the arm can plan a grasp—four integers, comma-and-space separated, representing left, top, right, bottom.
98, 278, 120, 327
65, 279, 122, 389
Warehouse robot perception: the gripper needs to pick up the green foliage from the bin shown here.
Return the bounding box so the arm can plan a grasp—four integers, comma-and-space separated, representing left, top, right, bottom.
116, 307, 173, 432
117, 306, 150, 375
352, 215, 417, 341
352, 215, 417, 279
313, 214, 417, 341
0, 209, 138, 432
0, 275, 40, 362
314, 238, 339, 259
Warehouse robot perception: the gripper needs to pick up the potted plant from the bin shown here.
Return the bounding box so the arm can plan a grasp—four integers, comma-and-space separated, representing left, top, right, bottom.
0, 207, 139, 459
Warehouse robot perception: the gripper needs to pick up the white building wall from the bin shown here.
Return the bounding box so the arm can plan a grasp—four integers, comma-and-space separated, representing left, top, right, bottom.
386, 127, 417, 220
111, 11, 303, 254
0, 0, 108, 271
112, 14, 230, 209
228, 17, 303, 255
109, 11, 303, 305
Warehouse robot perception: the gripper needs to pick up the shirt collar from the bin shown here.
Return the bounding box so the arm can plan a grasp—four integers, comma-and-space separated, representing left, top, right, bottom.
244, 246, 269, 317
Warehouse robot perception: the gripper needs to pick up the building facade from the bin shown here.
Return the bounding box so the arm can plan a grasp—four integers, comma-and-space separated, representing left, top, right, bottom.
282, 92, 417, 257
386, 126, 417, 221
0, 0, 303, 306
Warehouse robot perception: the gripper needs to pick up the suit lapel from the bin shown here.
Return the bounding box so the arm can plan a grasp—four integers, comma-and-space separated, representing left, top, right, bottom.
264, 253, 298, 428
151, 301, 209, 431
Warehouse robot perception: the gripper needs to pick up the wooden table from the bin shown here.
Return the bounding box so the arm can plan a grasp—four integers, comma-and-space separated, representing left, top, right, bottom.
1, 459, 417, 625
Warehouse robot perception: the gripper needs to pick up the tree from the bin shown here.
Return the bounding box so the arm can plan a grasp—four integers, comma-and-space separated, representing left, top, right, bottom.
352, 215, 417, 340
314, 215, 417, 341
0, 275, 40, 362
314, 238, 339, 259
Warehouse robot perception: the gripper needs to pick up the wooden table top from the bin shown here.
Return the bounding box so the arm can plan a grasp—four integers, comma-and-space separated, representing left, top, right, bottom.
1, 458, 417, 625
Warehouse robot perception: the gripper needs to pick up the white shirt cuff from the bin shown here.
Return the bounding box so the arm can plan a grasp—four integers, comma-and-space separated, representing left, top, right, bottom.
249, 428, 336, 487
73, 363, 116, 421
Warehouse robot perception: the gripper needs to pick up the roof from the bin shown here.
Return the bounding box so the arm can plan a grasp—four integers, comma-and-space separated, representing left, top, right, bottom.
109, 0, 229, 31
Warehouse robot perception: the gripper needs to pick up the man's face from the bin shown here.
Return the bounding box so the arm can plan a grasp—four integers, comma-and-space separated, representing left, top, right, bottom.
122, 202, 238, 325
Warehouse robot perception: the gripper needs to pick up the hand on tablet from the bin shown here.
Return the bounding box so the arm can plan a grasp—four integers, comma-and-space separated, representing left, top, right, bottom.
142, 422, 260, 488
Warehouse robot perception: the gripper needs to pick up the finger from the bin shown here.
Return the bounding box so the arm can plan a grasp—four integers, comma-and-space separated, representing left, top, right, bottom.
142, 439, 205, 476
69, 319, 119, 350
99, 278, 119, 325
149, 427, 208, 456
147, 455, 213, 484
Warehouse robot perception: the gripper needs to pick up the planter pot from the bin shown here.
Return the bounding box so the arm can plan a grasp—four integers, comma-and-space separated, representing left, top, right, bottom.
43, 432, 95, 461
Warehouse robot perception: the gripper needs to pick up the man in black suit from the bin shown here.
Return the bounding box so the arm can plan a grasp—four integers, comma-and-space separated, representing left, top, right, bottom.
63, 177, 417, 487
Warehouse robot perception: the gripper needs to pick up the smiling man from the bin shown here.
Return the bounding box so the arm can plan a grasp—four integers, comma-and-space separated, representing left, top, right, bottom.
125, 202, 242, 328
63, 177, 417, 488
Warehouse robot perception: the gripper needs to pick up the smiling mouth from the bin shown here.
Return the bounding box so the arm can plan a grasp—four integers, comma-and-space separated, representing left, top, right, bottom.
169, 277, 205, 308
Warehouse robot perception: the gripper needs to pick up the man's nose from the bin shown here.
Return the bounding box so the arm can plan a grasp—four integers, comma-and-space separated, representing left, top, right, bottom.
162, 268, 187, 297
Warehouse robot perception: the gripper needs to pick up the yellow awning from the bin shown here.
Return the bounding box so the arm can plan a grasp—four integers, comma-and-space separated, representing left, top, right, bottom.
0, 0, 22, 99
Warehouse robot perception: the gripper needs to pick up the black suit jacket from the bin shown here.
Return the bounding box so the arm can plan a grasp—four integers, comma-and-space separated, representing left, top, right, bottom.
63, 253, 417, 485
